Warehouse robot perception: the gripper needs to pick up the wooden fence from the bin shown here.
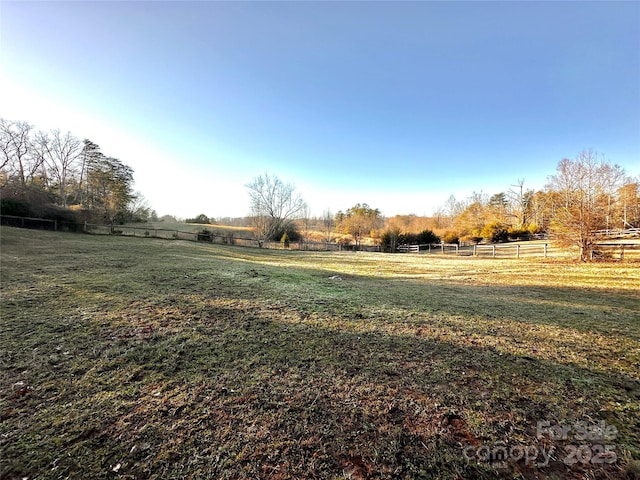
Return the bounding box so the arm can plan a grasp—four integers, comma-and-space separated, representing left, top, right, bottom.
1, 214, 58, 230
593, 228, 640, 238
398, 243, 460, 254
473, 243, 548, 258
398, 242, 549, 258
3, 215, 636, 258
592, 243, 640, 261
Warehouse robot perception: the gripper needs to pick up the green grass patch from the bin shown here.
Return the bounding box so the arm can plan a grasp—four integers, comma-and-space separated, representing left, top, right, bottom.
1, 227, 639, 479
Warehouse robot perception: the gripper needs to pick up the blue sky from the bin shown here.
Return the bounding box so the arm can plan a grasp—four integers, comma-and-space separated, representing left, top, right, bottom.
1, 1, 639, 219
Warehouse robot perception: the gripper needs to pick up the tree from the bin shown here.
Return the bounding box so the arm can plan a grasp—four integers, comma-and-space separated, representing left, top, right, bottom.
547, 149, 625, 261
380, 227, 402, 253
0, 119, 150, 225
73, 139, 102, 206
186, 214, 210, 224
454, 192, 488, 242
335, 203, 382, 249
441, 194, 465, 228
321, 209, 334, 243
246, 173, 306, 247
617, 180, 639, 228
508, 179, 534, 229
86, 155, 136, 225
127, 192, 152, 223
0, 118, 40, 194
298, 204, 312, 248
487, 192, 510, 225
34, 129, 81, 207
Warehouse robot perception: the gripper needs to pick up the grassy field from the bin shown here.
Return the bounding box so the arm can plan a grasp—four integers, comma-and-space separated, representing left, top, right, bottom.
1, 227, 639, 480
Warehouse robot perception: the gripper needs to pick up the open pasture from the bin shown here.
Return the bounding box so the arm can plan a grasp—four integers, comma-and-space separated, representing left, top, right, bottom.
1, 227, 639, 479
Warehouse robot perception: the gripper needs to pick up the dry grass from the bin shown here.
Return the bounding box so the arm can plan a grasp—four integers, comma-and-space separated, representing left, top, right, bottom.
1, 227, 639, 479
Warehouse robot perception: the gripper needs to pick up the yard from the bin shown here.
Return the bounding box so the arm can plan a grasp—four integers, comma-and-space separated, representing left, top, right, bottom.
1, 227, 639, 479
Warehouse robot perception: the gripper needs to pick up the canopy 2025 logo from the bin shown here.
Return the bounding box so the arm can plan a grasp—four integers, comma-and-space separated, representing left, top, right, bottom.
462, 419, 618, 467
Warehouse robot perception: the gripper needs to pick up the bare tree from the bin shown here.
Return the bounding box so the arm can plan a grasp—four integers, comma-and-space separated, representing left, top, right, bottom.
0, 118, 41, 192
547, 149, 625, 261
246, 173, 306, 247
321, 208, 334, 243
34, 129, 81, 206
443, 194, 465, 228
508, 179, 534, 229
298, 204, 312, 248
128, 191, 151, 223
0, 119, 14, 174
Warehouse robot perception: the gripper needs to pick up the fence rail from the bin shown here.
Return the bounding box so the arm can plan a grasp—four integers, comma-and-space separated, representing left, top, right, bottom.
592, 242, 640, 261
473, 243, 548, 258
398, 243, 460, 254
593, 228, 640, 237
1, 214, 58, 230
398, 242, 549, 258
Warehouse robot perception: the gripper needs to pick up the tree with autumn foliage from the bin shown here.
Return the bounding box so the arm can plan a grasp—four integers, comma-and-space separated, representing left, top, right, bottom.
335, 203, 382, 249
547, 149, 626, 261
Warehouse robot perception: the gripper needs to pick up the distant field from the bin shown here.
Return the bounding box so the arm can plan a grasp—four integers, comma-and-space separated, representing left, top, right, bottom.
81, 222, 257, 244
1, 227, 639, 479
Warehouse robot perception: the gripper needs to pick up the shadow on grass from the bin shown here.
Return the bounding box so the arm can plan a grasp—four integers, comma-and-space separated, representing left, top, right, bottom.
3, 289, 638, 479
1, 231, 639, 479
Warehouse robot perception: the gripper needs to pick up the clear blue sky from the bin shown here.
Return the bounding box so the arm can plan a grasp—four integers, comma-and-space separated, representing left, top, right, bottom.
1, 1, 639, 219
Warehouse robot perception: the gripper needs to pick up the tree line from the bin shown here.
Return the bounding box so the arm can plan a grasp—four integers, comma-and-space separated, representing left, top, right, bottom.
2, 116, 637, 261
0, 118, 151, 226
246, 150, 639, 261
427, 150, 638, 260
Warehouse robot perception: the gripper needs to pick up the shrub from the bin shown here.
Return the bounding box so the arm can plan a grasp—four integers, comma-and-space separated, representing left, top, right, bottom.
481, 222, 509, 243
0, 198, 32, 217
382, 229, 440, 252
380, 228, 401, 252
399, 230, 440, 245
414, 229, 440, 244
441, 231, 460, 244
508, 227, 531, 241
0, 198, 85, 231
269, 220, 301, 242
